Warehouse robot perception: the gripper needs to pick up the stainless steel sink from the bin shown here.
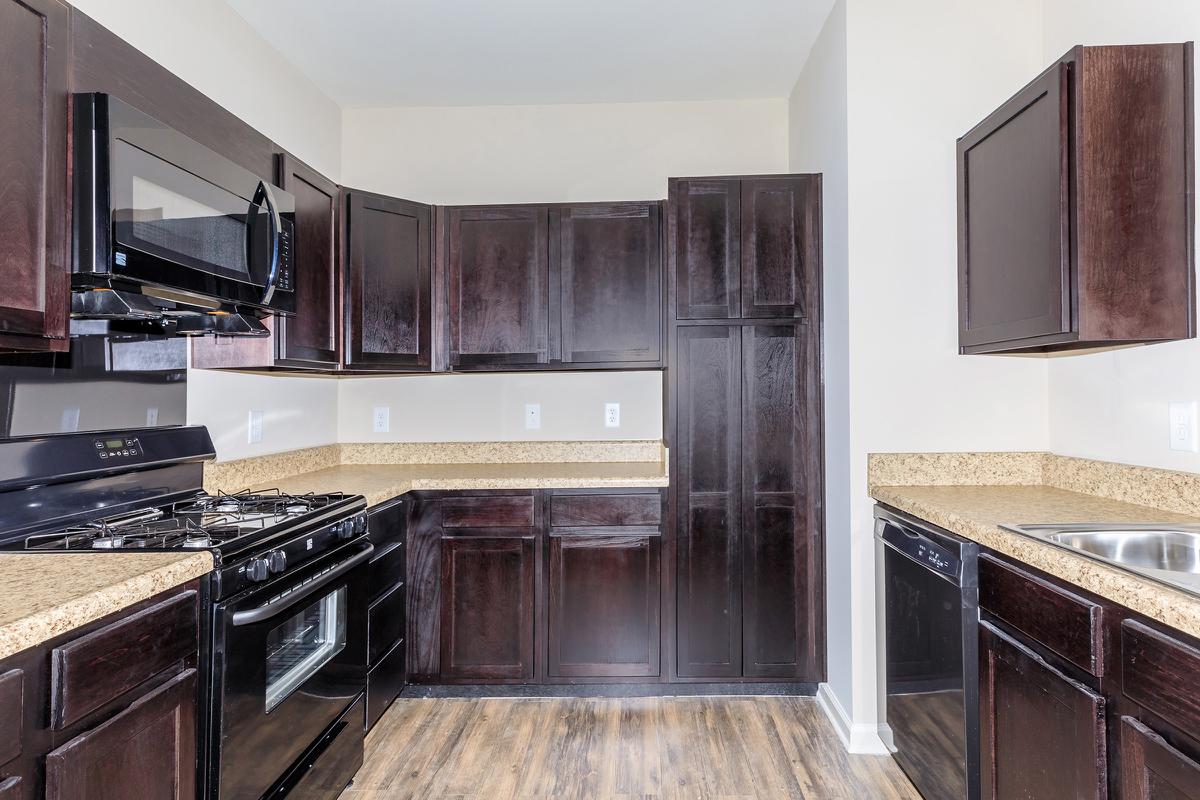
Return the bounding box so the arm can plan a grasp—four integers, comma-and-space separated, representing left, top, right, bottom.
1001, 523, 1200, 595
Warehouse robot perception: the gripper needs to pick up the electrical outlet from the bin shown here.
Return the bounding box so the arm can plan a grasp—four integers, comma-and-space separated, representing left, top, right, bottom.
373, 406, 390, 433
146, 407, 159, 426
247, 410, 264, 444
604, 402, 620, 428
524, 403, 542, 430
1169, 401, 1198, 452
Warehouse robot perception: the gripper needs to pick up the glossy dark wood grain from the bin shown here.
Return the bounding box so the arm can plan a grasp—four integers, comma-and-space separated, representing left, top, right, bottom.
741, 325, 819, 679
440, 495, 535, 528
345, 189, 432, 370
0, 777, 20, 800
554, 202, 662, 364
548, 529, 661, 678
447, 206, 550, 368
45, 668, 196, 800
0, 0, 69, 353
51, 590, 197, 730
979, 554, 1104, 676
0, 670, 21, 767
549, 493, 662, 527
672, 180, 741, 319
1122, 620, 1200, 738
406, 498, 443, 682
978, 621, 1107, 800
674, 325, 742, 678
1121, 716, 1200, 800
440, 535, 536, 681
740, 178, 813, 319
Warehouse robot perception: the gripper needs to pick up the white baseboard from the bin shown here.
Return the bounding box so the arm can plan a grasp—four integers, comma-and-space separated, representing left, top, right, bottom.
816, 683, 890, 755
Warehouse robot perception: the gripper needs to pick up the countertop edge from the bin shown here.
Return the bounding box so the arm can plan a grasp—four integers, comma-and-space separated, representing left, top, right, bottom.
0, 551, 214, 661
871, 485, 1200, 641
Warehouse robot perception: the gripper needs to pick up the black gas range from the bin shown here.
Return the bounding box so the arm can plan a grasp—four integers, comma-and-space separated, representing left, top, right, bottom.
0, 426, 370, 800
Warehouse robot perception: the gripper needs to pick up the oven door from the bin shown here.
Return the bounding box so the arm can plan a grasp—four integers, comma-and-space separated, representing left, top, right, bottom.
213, 540, 371, 800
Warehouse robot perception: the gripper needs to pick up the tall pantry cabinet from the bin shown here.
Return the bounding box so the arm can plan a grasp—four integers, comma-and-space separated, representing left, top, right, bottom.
667, 175, 825, 681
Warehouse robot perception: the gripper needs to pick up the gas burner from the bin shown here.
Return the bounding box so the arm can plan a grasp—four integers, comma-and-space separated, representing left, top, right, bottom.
183, 534, 212, 548
92, 536, 125, 549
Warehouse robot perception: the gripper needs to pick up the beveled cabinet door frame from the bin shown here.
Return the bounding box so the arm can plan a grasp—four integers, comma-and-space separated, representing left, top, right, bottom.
957, 61, 1072, 350
275, 154, 339, 368
344, 189, 432, 370
674, 324, 743, 679
0, 0, 70, 353
447, 205, 550, 368
672, 179, 741, 320
740, 177, 816, 320
553, 202, 663, 365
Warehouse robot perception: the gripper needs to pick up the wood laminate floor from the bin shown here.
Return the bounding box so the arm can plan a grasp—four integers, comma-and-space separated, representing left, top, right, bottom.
342, 695, 920, 800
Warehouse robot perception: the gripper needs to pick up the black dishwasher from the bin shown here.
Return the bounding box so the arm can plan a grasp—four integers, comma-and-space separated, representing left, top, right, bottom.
875, 506, 980, 800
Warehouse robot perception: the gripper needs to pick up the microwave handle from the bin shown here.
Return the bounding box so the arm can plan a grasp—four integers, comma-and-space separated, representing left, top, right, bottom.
248, 180, 283, 305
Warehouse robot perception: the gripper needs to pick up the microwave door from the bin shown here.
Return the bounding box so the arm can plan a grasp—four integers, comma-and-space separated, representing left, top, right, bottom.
246, 180, 283, 305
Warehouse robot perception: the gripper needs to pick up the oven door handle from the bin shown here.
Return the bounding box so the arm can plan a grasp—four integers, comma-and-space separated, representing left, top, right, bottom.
230, 543, 374, 627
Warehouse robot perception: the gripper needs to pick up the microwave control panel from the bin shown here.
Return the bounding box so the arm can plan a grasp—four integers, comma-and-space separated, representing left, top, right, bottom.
276, 221, 293, 292
94, 436, 141, 460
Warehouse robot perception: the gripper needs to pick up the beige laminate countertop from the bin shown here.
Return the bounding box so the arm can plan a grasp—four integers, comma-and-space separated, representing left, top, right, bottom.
0, 551, 213, 660
246, 461, 670, 508
871, 483, 1200, 640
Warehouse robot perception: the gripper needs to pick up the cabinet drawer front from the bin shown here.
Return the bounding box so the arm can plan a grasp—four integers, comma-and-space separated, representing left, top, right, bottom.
550, 494, 661, 527
1122, 620, 1200, 737
979, 554, 1103, 675
51, 590, 198, 730
369, 580, 406, 666
441, 496, 535, 528
0, 670, 22, 767
366, 638, 406, 732
1120, 716, 1200, 799
369, 540, 406, 604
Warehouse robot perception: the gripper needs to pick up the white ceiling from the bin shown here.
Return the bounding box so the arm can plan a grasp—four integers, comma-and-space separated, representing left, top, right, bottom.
225, 0, 836, 108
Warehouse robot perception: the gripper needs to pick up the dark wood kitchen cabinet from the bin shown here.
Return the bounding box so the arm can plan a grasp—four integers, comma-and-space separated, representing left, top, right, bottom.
958, 43, 1195, 354
344, 189, 433, 371
365, 498, 407, 731
0, 0, 70, 353
978, 620, 1107, 800
1121, 716, 1200, 799
553, 202, 662, 365
671, 176, 817, 321
440, 533, 536, 681
447, 205, 551, 368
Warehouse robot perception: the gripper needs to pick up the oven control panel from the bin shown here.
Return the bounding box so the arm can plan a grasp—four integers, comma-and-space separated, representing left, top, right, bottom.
94, 436, 141, 460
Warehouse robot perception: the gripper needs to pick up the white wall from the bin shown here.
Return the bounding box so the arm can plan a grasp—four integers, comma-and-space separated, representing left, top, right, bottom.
839, 0, 1049, 745
338, 372, 662, 442
341, 99, 790, 204
1043, 0, 1200, 472
788, 0, 855, 733
69, 0, 342, 179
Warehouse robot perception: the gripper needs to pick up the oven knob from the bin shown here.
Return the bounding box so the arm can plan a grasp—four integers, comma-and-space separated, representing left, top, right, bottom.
335, 520, 354, 540
267, 550, 287, 574
354, 515, 367, 534
246, 557, 270, 583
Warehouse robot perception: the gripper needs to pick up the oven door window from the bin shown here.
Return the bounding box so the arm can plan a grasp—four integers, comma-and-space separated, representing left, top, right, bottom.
264, 587, 347, 712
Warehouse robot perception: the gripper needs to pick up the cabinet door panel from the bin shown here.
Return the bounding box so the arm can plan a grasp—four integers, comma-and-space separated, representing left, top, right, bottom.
548, 530, 660, 677
345, 190, 432, 370
740, 178, 812, 319
673, 180, 741, 319
979, 622, 1106, 800
675, 325, 742, 677
0, 0, 69, 352
448, 206, 549, 367
741, 325, 818, 678
276, 154, 339, 367
440, 535, 535, 680
1121, 716, 1200, 800
556, 202, 662, 364
45, 669, 196, 800
958, 63, 1071, 349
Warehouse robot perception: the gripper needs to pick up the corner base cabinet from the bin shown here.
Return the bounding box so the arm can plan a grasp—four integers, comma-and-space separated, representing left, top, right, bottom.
958, 43, 1195, 354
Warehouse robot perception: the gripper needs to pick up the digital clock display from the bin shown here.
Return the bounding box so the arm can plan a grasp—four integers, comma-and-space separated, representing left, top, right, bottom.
105, 438, 125, 449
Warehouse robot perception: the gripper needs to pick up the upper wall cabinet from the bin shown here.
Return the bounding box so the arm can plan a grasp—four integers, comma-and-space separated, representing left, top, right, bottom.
671, 176, 818, 321
446, 202, 664, 370
0, 0, 70, 353
958, 43, 1195, 354
344, 189, 433, 371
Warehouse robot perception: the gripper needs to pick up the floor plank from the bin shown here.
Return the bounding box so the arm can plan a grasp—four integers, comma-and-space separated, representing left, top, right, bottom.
344, 695, 920, 800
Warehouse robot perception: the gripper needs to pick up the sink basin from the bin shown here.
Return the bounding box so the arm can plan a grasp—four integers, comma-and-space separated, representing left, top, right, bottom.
1002, 523, 1200, 596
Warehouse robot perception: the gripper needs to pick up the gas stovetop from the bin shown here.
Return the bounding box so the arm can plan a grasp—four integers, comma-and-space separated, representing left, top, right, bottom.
19, 489, 358, 553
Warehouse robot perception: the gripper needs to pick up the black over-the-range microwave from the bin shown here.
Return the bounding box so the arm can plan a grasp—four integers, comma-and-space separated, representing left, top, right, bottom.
72, 93, 295, 336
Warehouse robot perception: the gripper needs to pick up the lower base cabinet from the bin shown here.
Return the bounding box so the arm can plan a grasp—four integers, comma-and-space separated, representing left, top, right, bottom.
365, 499, 407, 730
548, 529, 660, 678
1121, 716, 1200, 799
978, 621, 1107, 800
45, 669, 197, 800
